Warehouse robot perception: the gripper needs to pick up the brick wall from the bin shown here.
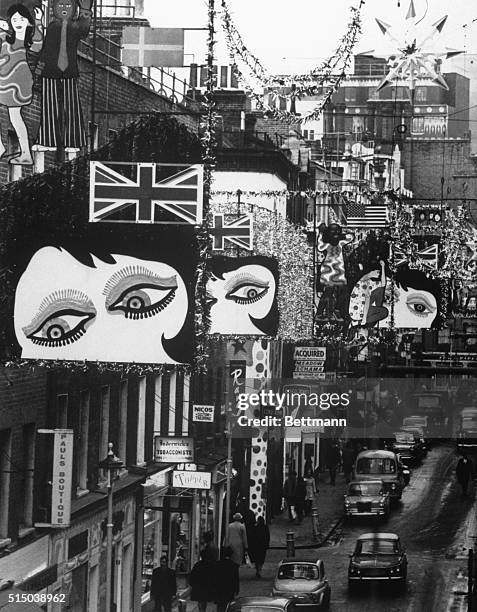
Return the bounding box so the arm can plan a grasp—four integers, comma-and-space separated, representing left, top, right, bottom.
402, 138, 477, 200
0, 367, 48, 540
0, 54, 200, 185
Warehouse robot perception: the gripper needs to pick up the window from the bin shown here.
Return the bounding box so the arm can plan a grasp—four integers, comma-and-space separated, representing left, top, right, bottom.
356, 457, 396, 474
77, 391, 90, 493
118, 380, 128, 465
57, 394, 68, 428
382, 117, 392, 139
345, 87, 356, 102
87, 122, 99, 151
33, 149, 45, 174
99, 386, 110, 479
309, 130, 315, 140
357, 539, 400, 554
0, 429, 12, 540
18, 424, 35, 531
415, 87, 427, 102
136, 377, 146, 465
412, 117, 425, 134
277, 563, 319, 580
303, 129, 308, 140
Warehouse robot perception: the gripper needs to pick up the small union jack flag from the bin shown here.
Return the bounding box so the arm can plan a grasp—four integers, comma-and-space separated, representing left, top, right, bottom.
89, 162, 203, 224
211, 214, 253, 251
392, 243, 439, 269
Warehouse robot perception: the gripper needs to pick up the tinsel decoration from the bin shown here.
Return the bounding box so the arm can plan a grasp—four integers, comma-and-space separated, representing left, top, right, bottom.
219, 0, 364, 124
211, 199, 313, 340
195, 0, 217, 372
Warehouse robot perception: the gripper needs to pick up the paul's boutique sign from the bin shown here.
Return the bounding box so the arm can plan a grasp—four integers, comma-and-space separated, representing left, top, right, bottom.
172, 470, 212, 490
36, 430, 73, 528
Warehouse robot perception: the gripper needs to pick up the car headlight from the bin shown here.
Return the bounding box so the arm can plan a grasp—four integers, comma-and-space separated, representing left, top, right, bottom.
391, 483, 397, 490
379, 499, 385, 506
344, 500, 351, 506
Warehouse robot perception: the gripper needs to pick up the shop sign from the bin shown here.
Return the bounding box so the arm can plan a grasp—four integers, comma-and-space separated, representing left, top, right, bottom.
294, 347, 326, 359
36, 429, 73, 528
154, 436, 194, 463
172, 470, 212, 490
192, 404, 215, 422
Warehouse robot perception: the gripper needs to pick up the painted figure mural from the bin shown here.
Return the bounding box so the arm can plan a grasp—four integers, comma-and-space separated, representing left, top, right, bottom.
35, 0, 92, 151
0, 3, 43, 164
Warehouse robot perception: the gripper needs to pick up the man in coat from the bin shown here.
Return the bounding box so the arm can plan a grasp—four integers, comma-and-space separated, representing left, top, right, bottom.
282, 470, 297, 521
456, 454, 475, 497
150, 556, 177, 612
215, 546, 240, 612
224, 512, 248, 567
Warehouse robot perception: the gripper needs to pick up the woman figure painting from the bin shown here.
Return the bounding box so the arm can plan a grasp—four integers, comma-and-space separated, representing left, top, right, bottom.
0, 3, 43, 165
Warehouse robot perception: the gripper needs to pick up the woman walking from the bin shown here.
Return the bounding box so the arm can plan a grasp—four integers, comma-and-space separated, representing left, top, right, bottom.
189, 550, 214, 612
250, 516, 270, 579
304, 470, 317, 516
0, 4, 44, 164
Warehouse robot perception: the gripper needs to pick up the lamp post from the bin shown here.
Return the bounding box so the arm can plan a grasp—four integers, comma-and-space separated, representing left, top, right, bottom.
99, 442, 124, 612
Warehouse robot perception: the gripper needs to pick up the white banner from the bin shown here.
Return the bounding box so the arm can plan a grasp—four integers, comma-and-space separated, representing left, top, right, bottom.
51, 430, 73, 527
172, 470, 211, 490
192, 404, 215, 422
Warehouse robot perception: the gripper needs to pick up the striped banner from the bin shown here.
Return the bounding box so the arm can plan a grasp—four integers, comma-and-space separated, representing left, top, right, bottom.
345, 200, 388, 227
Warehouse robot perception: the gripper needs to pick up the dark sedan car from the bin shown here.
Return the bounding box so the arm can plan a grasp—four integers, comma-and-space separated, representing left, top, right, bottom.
348, 533, 407, 588
344, 480, 390, 520
272, 559, 331, 610
226, 597, 296, 612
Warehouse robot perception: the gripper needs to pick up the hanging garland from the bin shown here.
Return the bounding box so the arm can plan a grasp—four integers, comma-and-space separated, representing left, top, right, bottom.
219, 0, 364, 123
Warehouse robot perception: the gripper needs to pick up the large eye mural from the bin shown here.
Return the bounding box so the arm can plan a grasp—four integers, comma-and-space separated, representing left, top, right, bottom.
207, 256, 279, 336
13, 246, 193, 364
345, 240, 441, 330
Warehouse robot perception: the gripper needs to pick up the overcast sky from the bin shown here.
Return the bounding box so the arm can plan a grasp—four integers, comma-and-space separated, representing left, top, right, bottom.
143, 0, 477, 73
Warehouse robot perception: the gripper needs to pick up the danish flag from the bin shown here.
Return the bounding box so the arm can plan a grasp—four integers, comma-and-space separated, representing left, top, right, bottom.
89, 162, 203, 224
211, 214, 253, 251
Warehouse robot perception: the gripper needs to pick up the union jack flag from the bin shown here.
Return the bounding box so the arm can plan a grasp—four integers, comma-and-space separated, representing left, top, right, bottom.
392, 243, 439, 269
89, 162, 203, 224
211, 214, 253, 251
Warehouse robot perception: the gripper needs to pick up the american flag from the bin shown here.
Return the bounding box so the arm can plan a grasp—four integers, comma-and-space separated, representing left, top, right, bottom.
89, 162, 203, 224
345, 199, 389, 228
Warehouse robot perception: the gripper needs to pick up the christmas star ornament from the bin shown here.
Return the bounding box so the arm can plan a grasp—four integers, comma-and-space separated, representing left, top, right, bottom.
372, 1, 463, 92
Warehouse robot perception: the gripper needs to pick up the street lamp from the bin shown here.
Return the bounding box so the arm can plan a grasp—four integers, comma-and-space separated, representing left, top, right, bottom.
99, 442, 124, 612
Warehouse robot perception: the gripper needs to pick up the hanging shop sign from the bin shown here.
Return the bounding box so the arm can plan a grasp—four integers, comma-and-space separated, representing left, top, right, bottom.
294, 346, 326, 379
172, 470, 212, 490
89, 162, 204, 225
154, 436, 195, 463
192, 404, 215, 422
211, 214, 253, 251
35, 430, 73, 528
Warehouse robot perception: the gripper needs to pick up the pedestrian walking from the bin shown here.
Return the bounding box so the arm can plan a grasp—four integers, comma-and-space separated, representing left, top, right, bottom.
456, 454, 475, 497
294, 476, 306, 524
201, 531, 219, 563
304, 469, 317, 516
189, 551, 214, 612
150, 556, 177, 612
215, 546, 240, 612
283, 470, 297, 521
249, 516, 270, 578
342, 442, 355, 484
326, 441, 341, 486
224, 512, 248, 567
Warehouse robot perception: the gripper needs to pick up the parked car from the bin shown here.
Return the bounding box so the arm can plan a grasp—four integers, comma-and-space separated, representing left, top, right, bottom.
348, 533, 407, 588
272, 559, 331, 610
352, 450, 406, 501
344, 480, 390, 520
227, 598, 296, 612
391, 431, 424, 466
456, 407, 477, 454
400, 425, 428, 454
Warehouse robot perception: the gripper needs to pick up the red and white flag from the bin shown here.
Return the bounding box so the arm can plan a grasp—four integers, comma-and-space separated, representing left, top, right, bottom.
122, 27, 184, 67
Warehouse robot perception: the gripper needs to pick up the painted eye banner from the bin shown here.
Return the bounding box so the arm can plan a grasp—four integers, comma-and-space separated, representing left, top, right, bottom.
10, 224, 197, 364
208, 256, 279, 336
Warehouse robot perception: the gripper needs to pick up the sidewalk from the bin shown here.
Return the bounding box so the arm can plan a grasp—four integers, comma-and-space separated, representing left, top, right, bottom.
269, 471, 347, 548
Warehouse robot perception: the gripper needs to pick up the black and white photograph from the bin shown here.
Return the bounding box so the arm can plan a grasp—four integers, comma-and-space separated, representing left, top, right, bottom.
1, 0, 477, 610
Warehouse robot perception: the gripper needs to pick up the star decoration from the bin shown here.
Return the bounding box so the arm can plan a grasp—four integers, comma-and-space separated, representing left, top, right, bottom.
231, 339, 247, 355
372, 1, 463, 91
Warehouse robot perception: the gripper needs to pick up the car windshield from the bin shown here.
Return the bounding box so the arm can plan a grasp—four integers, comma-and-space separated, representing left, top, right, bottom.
241, 607, 286, 612
348, 483, 382, 496
277, 564, 319, 580
356, 458, 396, 474
357, 539, 400, 554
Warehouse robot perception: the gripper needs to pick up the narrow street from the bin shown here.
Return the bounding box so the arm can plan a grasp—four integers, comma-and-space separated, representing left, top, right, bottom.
237, 445, 477, 612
